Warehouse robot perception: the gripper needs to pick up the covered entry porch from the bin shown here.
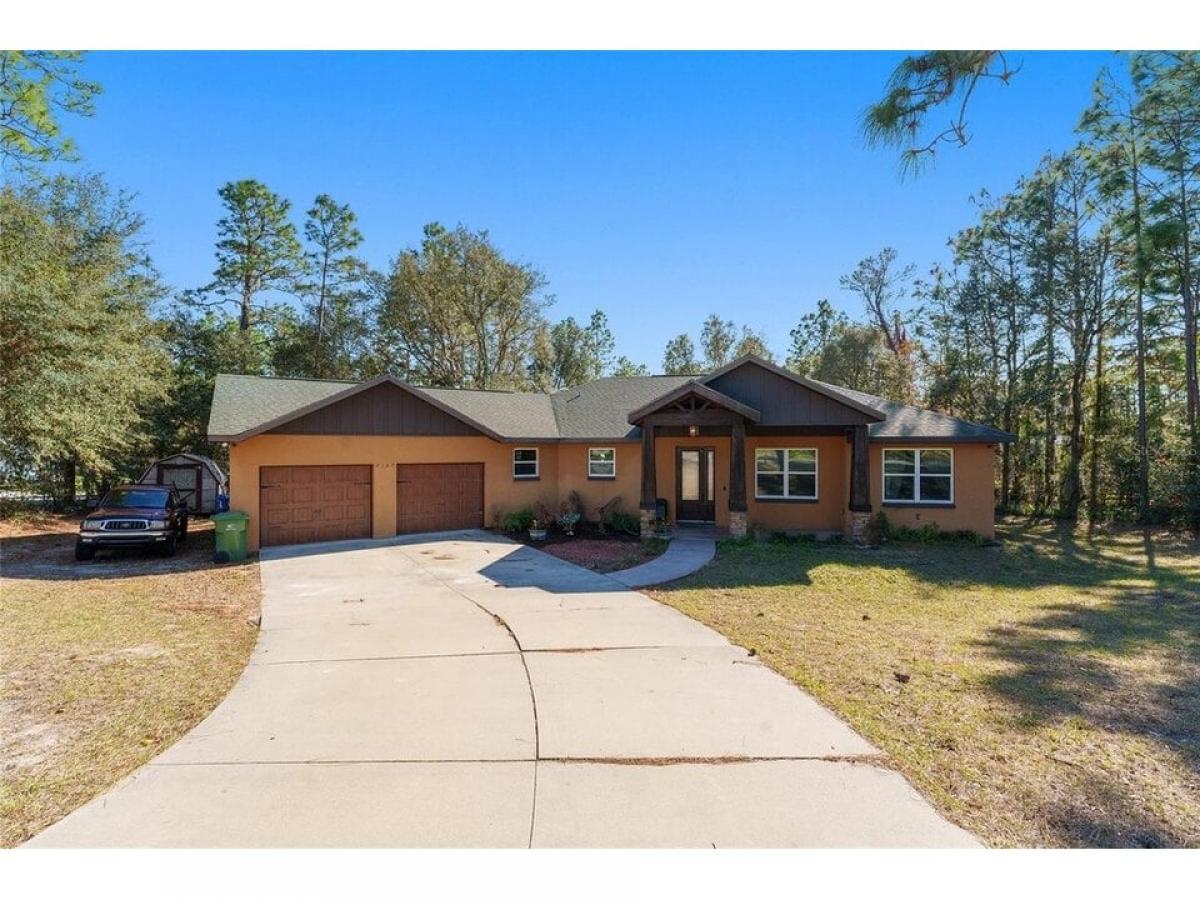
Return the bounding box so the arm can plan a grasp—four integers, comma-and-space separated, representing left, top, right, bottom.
628, 381, 874, 541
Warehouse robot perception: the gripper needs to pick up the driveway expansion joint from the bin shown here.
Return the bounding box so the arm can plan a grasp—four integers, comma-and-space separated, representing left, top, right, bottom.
396, 545, 542, 849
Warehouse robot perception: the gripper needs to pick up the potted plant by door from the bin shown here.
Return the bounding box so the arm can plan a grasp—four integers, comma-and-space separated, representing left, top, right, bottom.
528, 519, 547, 541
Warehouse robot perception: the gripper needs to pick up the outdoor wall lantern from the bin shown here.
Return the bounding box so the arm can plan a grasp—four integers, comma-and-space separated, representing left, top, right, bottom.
688, 424, 699, 437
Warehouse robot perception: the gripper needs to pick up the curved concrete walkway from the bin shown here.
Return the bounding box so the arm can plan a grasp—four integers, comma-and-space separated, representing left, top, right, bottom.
26, 531, 977, 848
609, 534, 716, 588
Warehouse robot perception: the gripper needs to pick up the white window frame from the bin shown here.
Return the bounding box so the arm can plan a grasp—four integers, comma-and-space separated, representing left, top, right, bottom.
882, 447, 954, 505
587, 447, 616, 479
512, 447, 539, 479
754, 447, 819, 500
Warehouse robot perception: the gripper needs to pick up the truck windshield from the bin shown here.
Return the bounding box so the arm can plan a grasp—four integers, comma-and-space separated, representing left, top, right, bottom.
103, 488, 171, 509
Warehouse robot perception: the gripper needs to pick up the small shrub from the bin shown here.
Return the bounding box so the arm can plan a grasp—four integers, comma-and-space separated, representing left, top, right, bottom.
500, 507, 535, 533
608, 512, 641, 536
531, 501, 554, 530
867, 511, 892, 545
881, 518, 984, 545
557, 510, 581, 535
563, 490, 585, 517
605, 500, 641, 536
643, 536, 669, 555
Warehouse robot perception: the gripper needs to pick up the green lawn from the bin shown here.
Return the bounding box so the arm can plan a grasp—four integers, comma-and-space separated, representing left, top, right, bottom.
649, 518, 1200, 848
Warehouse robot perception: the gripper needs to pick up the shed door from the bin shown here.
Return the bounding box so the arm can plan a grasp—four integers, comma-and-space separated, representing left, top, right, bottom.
259, 465, 373, 547
158, 464, 201, 512
396, 463, 484, 534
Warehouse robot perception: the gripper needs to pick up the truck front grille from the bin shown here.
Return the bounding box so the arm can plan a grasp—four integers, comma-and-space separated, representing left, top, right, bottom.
102, 519, 150, 531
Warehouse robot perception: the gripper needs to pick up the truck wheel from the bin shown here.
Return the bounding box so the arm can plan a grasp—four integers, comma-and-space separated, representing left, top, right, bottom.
157, 534, 177, 558
75, 541, 96, 562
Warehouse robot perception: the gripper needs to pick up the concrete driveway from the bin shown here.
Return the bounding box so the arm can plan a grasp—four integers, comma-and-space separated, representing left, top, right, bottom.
28, 531, 977, 848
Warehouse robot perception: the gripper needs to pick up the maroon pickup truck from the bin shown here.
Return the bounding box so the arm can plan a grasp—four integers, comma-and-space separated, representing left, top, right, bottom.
76, 484, 189, 561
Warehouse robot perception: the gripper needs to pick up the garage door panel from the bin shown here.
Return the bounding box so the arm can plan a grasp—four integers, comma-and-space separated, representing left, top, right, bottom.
397, 463, 484, 534
260, 465, 373, 548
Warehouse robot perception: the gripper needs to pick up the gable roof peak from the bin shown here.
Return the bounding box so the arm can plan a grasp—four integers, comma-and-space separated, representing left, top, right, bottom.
701, 355, 886, 422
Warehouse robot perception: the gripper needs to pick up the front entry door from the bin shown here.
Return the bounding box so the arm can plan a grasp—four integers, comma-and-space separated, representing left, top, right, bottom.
676, 447, 716, 522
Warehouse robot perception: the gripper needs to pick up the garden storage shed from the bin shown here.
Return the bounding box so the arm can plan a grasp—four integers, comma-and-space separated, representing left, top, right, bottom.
138, 453, 227, 514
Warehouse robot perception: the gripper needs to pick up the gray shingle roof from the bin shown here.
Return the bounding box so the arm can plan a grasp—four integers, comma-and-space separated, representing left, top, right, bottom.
812, 381, 1016, 442
208, 374, 354, 440
208, 362, 1014, 444
551, 376, 693, 439
421, 387, 558, 440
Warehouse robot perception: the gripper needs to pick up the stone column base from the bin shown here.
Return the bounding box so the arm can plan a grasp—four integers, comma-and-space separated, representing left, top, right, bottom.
728, 509, 748, 538
846, 509, 872, 546
640, 507, 656, 539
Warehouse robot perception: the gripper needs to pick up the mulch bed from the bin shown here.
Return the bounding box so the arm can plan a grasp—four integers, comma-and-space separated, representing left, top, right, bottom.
503, 525, 665, 573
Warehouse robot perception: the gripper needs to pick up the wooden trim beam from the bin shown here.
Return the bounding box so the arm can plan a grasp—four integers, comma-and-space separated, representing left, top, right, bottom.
642, 410, 744, 427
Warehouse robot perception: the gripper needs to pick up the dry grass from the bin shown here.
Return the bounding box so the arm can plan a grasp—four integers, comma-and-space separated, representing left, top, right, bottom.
649, 517, 1200, 848
0, 518, 261, 846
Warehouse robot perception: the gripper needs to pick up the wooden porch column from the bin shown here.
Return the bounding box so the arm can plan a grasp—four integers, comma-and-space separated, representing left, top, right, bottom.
729, 419, 747, 509
728, 417, 748, 537
849, 423, 871, 512
639, 422, 657, 537
848, 423, 872, 545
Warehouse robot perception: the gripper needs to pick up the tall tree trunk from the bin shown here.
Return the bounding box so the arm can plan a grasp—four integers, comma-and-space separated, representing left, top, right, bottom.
1088, 325, 1105, 522
1063, 359, 1086, 520
1131, 145, 1151, 523
60, 457, 76, 510
1041, 191, 1059, 513
240, 276, 252, 332
314, 251, 330, 375
1181, 179, 1199, 468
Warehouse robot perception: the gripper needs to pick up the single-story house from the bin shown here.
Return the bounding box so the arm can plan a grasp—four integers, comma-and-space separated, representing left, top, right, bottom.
207, 355, 1015, 553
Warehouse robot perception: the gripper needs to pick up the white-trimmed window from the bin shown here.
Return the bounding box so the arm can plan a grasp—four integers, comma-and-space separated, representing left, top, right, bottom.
883, 448, 953, 504
754, 448, 818, 500
587, 447, 616, 479
512, 448, 539, 479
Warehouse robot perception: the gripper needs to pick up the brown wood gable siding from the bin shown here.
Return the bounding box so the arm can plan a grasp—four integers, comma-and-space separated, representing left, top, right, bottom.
267, 382, 482, 437
706, 366, 873, 427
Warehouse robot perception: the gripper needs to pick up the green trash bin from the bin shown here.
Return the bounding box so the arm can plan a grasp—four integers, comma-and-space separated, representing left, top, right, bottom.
212, 511, 249, 563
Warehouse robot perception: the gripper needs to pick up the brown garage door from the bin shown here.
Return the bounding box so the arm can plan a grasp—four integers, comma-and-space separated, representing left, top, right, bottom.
396, 463, 484, 534
259, 465, 373, 547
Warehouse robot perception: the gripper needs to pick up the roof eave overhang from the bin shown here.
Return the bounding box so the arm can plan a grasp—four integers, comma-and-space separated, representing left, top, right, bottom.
869, 433, 1017, 444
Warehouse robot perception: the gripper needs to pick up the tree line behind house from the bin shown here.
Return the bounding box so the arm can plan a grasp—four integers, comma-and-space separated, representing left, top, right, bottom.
0, 51, 1196, 526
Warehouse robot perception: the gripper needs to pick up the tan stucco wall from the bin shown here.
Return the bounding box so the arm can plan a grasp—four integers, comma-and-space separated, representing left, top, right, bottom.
228, 432, 999, 551
869, 442, 997, 538
744, 435, 848, 532
228, 435, 560, 552
552, 443, 641, 520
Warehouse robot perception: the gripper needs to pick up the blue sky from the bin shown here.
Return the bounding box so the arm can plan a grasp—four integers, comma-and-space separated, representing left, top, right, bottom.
71, 51, 1118, 369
